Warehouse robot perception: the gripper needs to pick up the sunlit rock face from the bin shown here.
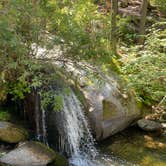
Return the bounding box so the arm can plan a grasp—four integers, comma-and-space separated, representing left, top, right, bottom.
35, 46, 141, 140
77, 69, 140, 140
52, 60, 141, 140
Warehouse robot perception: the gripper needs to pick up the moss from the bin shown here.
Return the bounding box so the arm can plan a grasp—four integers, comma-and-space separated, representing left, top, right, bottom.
72, 86, 88, 110
0, 122, 29, 143
34, 141, 56, 155
33, 142, 68, 166
0, 111, 11, 121
103, 100, 118, 120
53, 152, 69, 166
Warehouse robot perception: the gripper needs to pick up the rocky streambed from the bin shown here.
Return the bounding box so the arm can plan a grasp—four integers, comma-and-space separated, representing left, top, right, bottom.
100, 126, 166, 166
0, 121, 68, 166
0, 118, 166, 166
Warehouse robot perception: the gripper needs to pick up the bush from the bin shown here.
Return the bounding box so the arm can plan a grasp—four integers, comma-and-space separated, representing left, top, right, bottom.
155, 0, 166, 16
0, 1, 47, 101
122, 22, 166, 106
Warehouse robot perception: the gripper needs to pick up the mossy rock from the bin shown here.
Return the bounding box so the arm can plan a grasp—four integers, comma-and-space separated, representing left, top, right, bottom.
0, 141, 68, 166
48, 152, 69, 166
103, 100, 118, 120
0, 121, 29, 143
0, 112, 11, 121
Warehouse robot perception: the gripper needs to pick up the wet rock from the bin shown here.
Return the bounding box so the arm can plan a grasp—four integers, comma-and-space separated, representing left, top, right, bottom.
0, 141, 68, 166
0, 121, 28, 143
49, 62, 140, 140
137, 119, 162, 132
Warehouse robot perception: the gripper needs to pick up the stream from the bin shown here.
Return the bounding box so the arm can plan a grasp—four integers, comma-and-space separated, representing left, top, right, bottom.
37, 89, 166, 166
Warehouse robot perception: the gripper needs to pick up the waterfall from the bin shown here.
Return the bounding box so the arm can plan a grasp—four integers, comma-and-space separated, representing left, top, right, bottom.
55, 90, 130, 166
34, 88, 129, 166
35, 92, 40, 140
34, 92, 48, 145
41, 107, 48, 145
57, 90, 104, 166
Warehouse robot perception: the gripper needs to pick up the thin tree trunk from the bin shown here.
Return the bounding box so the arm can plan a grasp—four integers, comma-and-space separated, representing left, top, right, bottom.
110, 0, 118, 55
139, 0, 148, 44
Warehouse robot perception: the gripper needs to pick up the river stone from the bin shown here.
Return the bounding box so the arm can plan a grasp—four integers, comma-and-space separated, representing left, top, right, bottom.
0, 141, 58, 166
0, 121, 28, 143
137, 119, 162, 132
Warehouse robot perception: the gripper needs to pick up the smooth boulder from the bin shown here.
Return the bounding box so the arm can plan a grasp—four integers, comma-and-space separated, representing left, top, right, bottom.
0, 121, 28, 143
55, 61, 141, 140
0, 141, 62, 166
137, 119, 162, 132
36, 46, 141, 140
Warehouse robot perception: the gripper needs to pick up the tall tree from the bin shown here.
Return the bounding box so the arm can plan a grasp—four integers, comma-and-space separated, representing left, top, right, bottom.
139, 0, 148, 44
110, 0, 118, 55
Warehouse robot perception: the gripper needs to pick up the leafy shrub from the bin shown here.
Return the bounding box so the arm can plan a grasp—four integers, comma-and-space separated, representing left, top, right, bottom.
155, 0, 166, 16
46, 0, 114, 63
0, 1, 47, 101
117, 16, 137, 44
122, 23, 166, 106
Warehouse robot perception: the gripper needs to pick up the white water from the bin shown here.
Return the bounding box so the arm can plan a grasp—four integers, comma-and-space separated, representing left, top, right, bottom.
41, 107, 48, 145
35, 93, 40, 140
35, 93, 48, 145
58, 90, 121, 166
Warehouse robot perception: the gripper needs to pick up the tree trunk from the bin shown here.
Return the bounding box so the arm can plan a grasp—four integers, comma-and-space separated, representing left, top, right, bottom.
139, 0, 148, 44
110, 0, 118, 55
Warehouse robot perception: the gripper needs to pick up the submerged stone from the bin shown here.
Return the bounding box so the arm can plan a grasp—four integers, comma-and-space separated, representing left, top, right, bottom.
0, 141, 68, 166
0, 121, 28, 143
137, 119, 162, 132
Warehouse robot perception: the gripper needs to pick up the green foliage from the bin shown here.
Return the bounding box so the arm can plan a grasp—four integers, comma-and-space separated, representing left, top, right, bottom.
0, 0, 47, 101
46, 0, 114, 64
117, 16, 138, 44
1, 0, 165, 111
40, 90, 63, 112
0, 111, 11, 121
53, 95, 63, 111
122, 22, 166, 106
0, 0, 119, 103
154, 0, 166, 15
40, 88, 71, 112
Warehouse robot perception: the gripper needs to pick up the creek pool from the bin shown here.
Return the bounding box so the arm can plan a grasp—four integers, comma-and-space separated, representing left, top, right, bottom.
99, 126, 166, 166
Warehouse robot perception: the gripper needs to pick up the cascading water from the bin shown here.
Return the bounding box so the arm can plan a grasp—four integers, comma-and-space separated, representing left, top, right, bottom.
57, 90, 122, 166
34, 92, 48, 145
34, 88, 130, 166
35, 92, 40, 140
59, 91, 99, 166
41, 107, 48, 145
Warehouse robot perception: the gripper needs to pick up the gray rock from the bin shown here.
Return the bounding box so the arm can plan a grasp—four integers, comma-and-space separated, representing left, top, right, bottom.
0, 121, 28, 143
52, 61, 140, 140
35, 46, 141, 140
0, 141, 56, 166
137, 119, 162, 132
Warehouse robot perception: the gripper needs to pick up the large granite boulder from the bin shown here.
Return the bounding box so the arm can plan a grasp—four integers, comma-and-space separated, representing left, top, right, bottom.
36, 46, 141, 140
0, 141, 68, 166
80, 73, 141, 140
51, 60, 141, 140
0, 121, 28, 143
